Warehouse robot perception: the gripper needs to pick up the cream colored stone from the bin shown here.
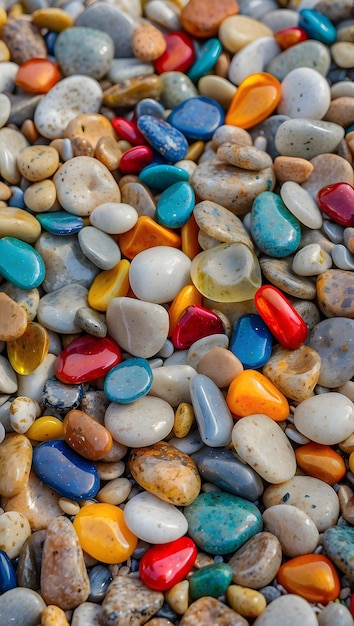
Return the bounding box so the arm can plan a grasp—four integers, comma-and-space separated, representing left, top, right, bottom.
262, 504, 319, 557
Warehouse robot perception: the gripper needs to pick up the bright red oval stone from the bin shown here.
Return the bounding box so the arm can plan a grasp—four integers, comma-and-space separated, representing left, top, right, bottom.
111, 117, 147, 146
154, 31, 196, 74
317, 182, 354, 227
171, 304, 225, 350
139, 536, 197, 591
274, 26, 308, 49
119, 145, 154, 174
254, 285, 308, 350
55, 335, 122, 384
15, 58, 61, 94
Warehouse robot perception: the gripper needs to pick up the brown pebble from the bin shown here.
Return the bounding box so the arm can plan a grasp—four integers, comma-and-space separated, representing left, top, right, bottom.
64, 113, 117, 150
0, 181, 12, 201
0, 292, 27, 340
0, 433, 32, 497
41, 604, 70, 626
197, 346, 243, 388
273, 155, 314, 183
95, 135, 122, 170
180, 596, 249, 626
316, 269, 354, 317
180, 0, 239, 38
1, 17, 47, 64
20, 119, 39, 144
212, 125, 252, 149
324, 96, 354, 127
101, 575, 164, 626
71, 136, 94, 158
228, 532, 282, 590
214, 51, 231, 78
132, 22, 167, 61
103, 75, 163, 108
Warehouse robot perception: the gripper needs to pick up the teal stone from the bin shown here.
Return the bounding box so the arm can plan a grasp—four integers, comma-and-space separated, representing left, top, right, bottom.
299, 9, 337, 46
189, 563, 233, 600
250, 191, 301, 258
36, 211, 84, 235
139, 164, 190, 192
184, 491, 263, 555
188, 38, 223, 83
322, 526, 354, 580
0, 237, 45, 290
156, 181, 195, 228
104, 357, 153, 403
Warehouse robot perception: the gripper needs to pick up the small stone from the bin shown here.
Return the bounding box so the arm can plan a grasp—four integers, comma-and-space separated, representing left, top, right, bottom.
0, 433, 32, 497
317, 602, 354, 626
54, 27, 114, 79
0, 510, 31, 558
132, 22, 166, 61
308, 317, 354, 388
275, 119, 344, 160
0, 292, 27, 341
292, 244, 332, 276
0, 588, 45, 626
262, 344, 321, 402
317, 269, 354, 317
226, 585, 266, 620
2, 18, 46, 64
71, 602, 104, 626
101, 575, 164, 626
124, 491, 188, 544
180, 596, 249, 626
252, 594, 318, 626
37, 284, 89, 334
262, 504, 319, 557
228, 532, 282, 589
274, 156, 313, 183
294, 392, 354, 445
41, 605, 70, 626
197, 346, 243, 388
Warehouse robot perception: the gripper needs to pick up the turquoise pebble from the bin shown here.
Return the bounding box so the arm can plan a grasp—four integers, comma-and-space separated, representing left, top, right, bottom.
189, 563, 233, 600
135, 97, 165, 120
0, 237, 45, 289
104, 357, 153, 403
42, 375, 83, 412
184, 491, 263, 555
299, 9, 337, 46
32, 439, 100, 501
230, 314, 273, 369
189, 374, 233, 447
322, 526, 354, 579
167, 96, 225, 141
156, 181, 195, 228
251, 192, 301, 257
188, 38, 222, 83
137, 115, 189, 162
139, 164, 190, 191
36, 211, 84, 235
0, 550, 17, 593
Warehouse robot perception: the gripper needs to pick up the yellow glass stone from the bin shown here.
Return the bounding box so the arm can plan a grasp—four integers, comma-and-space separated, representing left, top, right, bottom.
7, 321, 49, 374
187, 141, 205, 161
174, 402, 195, 438
226, 584, 267, 618
73, 502, 138, 564
88, 259, 130, 312
0, 7, 7, 27
168, 284, 203, 336
26, 416, 64, 441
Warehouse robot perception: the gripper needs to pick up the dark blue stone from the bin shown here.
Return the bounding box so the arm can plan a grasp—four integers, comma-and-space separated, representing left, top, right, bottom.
88, 565, 113, 602
0, 550, 17, 593
42, 376, 83, 413
230, 314, 273, 369
137, 115, 189, 162
45, 30, 58, 56
36, 211, 84, 235
167, 96, 225, 141
139, 164, 190, 191
32, 439, 100, 501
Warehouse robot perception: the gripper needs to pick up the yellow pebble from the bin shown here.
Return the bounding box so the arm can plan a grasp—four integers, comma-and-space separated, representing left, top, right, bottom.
187, 141, 205, 161
32, 7, 73, 31
7, 3, 23, 18
0, 40, 10, 62
226, 584, 267, 619
349, 452, 354, 474
0, 7, 7, 27
41, 605, 70, 626
339, 432, 354, 455
26, 416, 64, 441
88, 259, 130, 312
174, 403, 194, 438
164, 580, 189, 615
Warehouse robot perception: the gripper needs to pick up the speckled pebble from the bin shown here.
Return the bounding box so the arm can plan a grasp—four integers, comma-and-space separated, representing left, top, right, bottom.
180, 596, 249, 626
262, 505, 319, 557
0, 510, 31, 558
260, 257, 317, 299
278, 67, 331, 120
262, 344, 321, 402
228, 532, 282, 590
101, 575, 164, 626
54, 27, 114, 79
37, 284, 88, 334
317, 602, 354, 626
0, 588, 46, 626
275, 119, 344, 160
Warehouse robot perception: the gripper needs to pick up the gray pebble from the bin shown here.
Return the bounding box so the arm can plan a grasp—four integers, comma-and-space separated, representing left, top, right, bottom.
275, 119, 345, 160
75, 306, 107, 338
54, 27, 114, 80
0, 588, 45, 626
76, 3, 137, 58
107, 58, 155, 83
266, 40, 331, 81
322, 220, 344, 243
78, 226, 121, 270
332, 244, 354, 270
308, 317, 354, 388
318, 603, 354, 626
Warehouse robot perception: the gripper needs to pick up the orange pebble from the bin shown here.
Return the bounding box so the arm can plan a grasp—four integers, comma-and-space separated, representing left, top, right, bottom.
277, 554, 340, 604
226, 369, 289, 421
63, 409, 113, 460
168, 284, 203, 336
118, 215, 181, 259
295, 442, 346, 485
225, 72, 281, 129
14, 58, 61, 94
181, 214, 202, 260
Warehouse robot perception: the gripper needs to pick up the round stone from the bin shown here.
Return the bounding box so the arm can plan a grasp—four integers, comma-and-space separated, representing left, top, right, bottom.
129, 246, 191, 304
252, 594, 318, 626
54, 27, 114, 79
17, 145, 59, 182
308, 317, 354, 387
277, 67, 331, 119
294, 392, 354, 445
105, 395, 174, 447
262, 505, 319, 557
124, 491, 188, 544
89, 202, 138, 234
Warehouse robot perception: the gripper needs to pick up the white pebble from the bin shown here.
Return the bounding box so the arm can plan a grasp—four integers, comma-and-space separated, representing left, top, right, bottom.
263, 504, 319, 557
124, 491, 188, 543
89, 202, 138, 234
129, 246, 191, 303
9, 396, 41, 434
105, 395, 174, 447
294, 393, 354, 445
280, 181, 323, 229
0, 511, 31, 558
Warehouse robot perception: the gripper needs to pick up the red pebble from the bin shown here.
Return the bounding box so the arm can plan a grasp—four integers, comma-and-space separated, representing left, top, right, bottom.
14, 58, 61, 94
55, 334, 122, 384
111, 117, 147, 145
119, 145, 154, 174
254, 285, 308, 350
274, 26, 308, 49
139, 536, 197, 591
317, 182, 354, 227
350, 592, 354, 617
154, 31, 196, 74
171, 304, 225, 349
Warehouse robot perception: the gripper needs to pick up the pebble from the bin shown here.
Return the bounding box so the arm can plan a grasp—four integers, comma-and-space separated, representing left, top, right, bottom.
278, 67, 331, 119
252, 594, 318, 626
0, 588, 46, 626
308, 317, 354, 387
226, 585, 266, 619
180, 596, 249, 626
105, 395, 174, 447
317, 269, 354, 317
318, 603, 354, 626
228, 531, 282, 589
262, 344, 321, 402
190, 374, 234, 447
124, 491, 188, 544
0, 433, 32, 497
275, 119, 345, 159
101, 575, 164, 626
0, 510, 31, 558
262, 505, 320, 557
37, 284, 89, 334
54, 27, 114, 79
277, 553, 340, 604
266, 39, 331, 81
251, 191, 301, 257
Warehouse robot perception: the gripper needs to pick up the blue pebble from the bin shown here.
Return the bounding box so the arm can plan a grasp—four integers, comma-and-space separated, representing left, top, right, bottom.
104, 357, 153, 403
36, 211, 84, 235
188, 38, 223, 83
134, 97, 166, 119
137, 115, 189, 163
230, 314, 273, 369
32, 439, 100, 501
251, 191, 301, 257
8, 186, 26, 209
299, 9, 337, 45
42, 376, 83, 413
44, 30, 58, 56
0, 550, 17, 593
156, 181, 195, 229
139, 164, 190, 191
167, 96, 225, 141
88, 565, 113, 602
190, 374, 234, 447
0, 237, 45, 290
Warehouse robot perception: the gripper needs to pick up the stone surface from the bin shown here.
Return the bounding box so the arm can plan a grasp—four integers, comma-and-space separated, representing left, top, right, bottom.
101, 575, 164, 626
228, 532, 282, 590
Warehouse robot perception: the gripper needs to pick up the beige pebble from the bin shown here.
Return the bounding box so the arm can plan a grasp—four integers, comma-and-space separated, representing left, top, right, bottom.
331, 41, 354, 68
219, 15, 273, 53
336, 380, 354, 402
274, 155, 313, 183
71, 136, 94, 158
228, 532, 282, 589
59, 497, 80, 516
337, 137, 353, 164
331, 80, 354, 99
41, 604, 70, 626
164, 580, 189, 615
214, 51, 231, 78
197, 346, 243, 388
32, 7, 73, 31
9, 396, 41, 434
0, 510, 31, 558
262, 344, 321, 403
0, 181, 11, 201
302, 153, 354, 198
198, 75, 236, 110
226, 585, 266, 619
217, 143, 273, 170
0, 433, 32, 497
64, 113, 117, 150
212, 124, 252, 149
95, 460, 125, 480
324, 96, 354, 127
99, 441, 128, 463
95, 135, 122, 170
71, 602, 103, 626
0, 292, 27, 341
17, 145, 59, 182
262, 504, 320, 557
24, 179, 58, 213
96, 477, 132, 505
132, 22, 167, 61
21, 119, 39, 144
173, 402, 195, 438
0, 206, 41, 243
180, 596, 249, 626
338, 485, 354, 525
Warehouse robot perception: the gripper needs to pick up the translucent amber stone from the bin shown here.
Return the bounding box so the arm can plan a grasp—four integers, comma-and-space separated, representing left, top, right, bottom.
226, 369, 289, 421
26, 416, 64, 441
118, 215, 181, 260
277, 554, 340, 604
7, 322, 49, 374
225, 72, 281, 129
88, 259, 130, 312
295, 442, 346, 485
181, 214, 202, 260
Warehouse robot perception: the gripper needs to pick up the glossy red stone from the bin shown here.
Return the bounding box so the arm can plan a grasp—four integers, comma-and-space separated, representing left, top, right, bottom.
254, 285, 308, 350
139, 536, 197, 591
154, 31, 196, 74
171, 304, 225, 349
111, 117, 147, 146
274, 26, 308, 49
119, 145, 154, 174
54, 334, 122, 384
317, 182, 354, 227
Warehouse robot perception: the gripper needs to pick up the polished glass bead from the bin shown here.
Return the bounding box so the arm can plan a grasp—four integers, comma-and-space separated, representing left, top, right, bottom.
255, 285, 308, 350
139, 537, 197, 591
54, 334, 122, 384
225, 72, 281, 129
7, 322, 49, 374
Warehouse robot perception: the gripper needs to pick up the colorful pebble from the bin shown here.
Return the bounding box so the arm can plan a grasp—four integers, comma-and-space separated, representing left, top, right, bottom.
139, 537, 197, 591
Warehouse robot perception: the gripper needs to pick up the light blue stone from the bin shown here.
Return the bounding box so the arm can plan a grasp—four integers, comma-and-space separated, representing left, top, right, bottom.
167, 96, 225, 141
139, 164, 190, 191
189, 563, 233, 600
54, 27, 115, 79
135, 98, 165, 120
36, 211, 84, 235
188, 38, 223, 83
230, 314, 273, 369
104, 357, 153, 403
42, 375, 83, 412
190, 374, 234, 447
251, 191, 301, 257
0, 237, 45, 290
137, 115, 189, 163
184, 491, 263, 555
8, 186, 26, 209
299, 9, 337, 46
322, 526, 354, 580
156, 181, 195, 229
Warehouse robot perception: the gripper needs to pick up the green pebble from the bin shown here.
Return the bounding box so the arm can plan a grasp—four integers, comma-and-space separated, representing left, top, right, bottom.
189, 563, 233, 600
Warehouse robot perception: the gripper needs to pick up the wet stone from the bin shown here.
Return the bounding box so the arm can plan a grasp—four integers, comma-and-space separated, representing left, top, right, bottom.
16, 529, 46, 590
101, 575, 164, 626
308, 317, 354, 388
42, 376, 83, 413
228, 532, 282, 590
180, 596, 248, 626
0, 587, 46, 626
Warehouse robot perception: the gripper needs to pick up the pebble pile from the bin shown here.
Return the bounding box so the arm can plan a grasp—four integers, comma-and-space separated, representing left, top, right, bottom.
1, 0, 354, 624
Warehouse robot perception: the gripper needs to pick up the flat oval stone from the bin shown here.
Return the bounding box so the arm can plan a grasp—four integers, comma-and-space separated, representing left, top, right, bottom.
90, 201, 138, 234
0, 588, 46, 626
54, 27, 114, 79
105, 395, 174, 447
180, 596, 248, 626
251, 191, 301, 257
0, 127, 29, 184
302, 153, 354, 200
0, 237, 45, 290
63, 409, 112, 461
317, 269, 354, 317
129, 246, 191, 303
104, 357, 153, 403
318, 603, 354, 626
217, 143, 273, 171
37, 284, 88, 334
275, 119, 344, 159
124, 491, 188, 544
262, 344, 321, 402
167, 97, 224, 141
184, 491, 263, 555
219, 15, 273, 54
78, 226, 121, 270
292, 244, 332, 276
190, 374, 234, 447
193, 200, 253, 248
0, 433, 32, 497
266, 39, 331, 81
260, 256, 317, 299
156, 181, 195, 229
230, 313, 273, 369
149, 364, 197, 406
228, 531, 282, 589
137, 115, 189, 162
197, 346, 243, 388
308, 317, 354, 387
189, 563, 233, 600
0, 207, 41, 243
263, 504, 319, 557
294, 392, 354, 445
159, 71, 198, 109
280, 181, 323, 228
322, 525, 354, 581
278, 67, 331, 119
228, 36, 281, 85
36, 211, 84, 236
253, 594, 318, 626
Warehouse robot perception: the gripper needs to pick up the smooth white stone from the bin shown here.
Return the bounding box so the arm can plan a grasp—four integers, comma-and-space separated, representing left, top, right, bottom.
278, 67, 331, 119
144, 0, 181, 30
106, 297, 169, 358
280, 181, 323, 229
0, 61, 19, 93
124, 491, 188, 543
292, 243, 332, 276
0, 94, 11, 128
262, 9, 299, 31
96, 477, 132, 505
129, 246, 191, 303
149, 364, 197, 406
78, 226, 121, 270
9, 396, 40, 434
294, 392, 354, 445
34, 74, 102, 139
157, 339, 174, 359
164, 350, 188, 366
318, 603, 354, 626
232, 414, 297, 484
89, 202, 138, 234
187, 334, 229, 370
37, 284, 88, 334
253, 594, 318, 626
263, 475, 340, 532
16, 354, 57, 404
262, 504, 319, 557
106, 58, 154, 83
0, 355, 17, 394
228, 37, 281, 85
105, 395, 174, 447
331, 80, 354, 99
275, 119, 345, 159
0, 511, 31, 558
0, 128, 28, 184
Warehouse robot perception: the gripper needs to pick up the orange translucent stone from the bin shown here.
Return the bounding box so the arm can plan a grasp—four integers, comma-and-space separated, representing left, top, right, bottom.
277, 554, 340, 604
7, 321, 49, 374
168, 284, 203, 336
295, 442, 346, 485
73, 502, 137, 564
26, 416, 64, 441
274, 27, 308, 50
181, 214, 202, 260
14, 58, 61, 94
118, 215, 181, 260
225, 72, 281, 129
226, 369, 289, 421
63, 409, 113, 460
88, 259, 130, 312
